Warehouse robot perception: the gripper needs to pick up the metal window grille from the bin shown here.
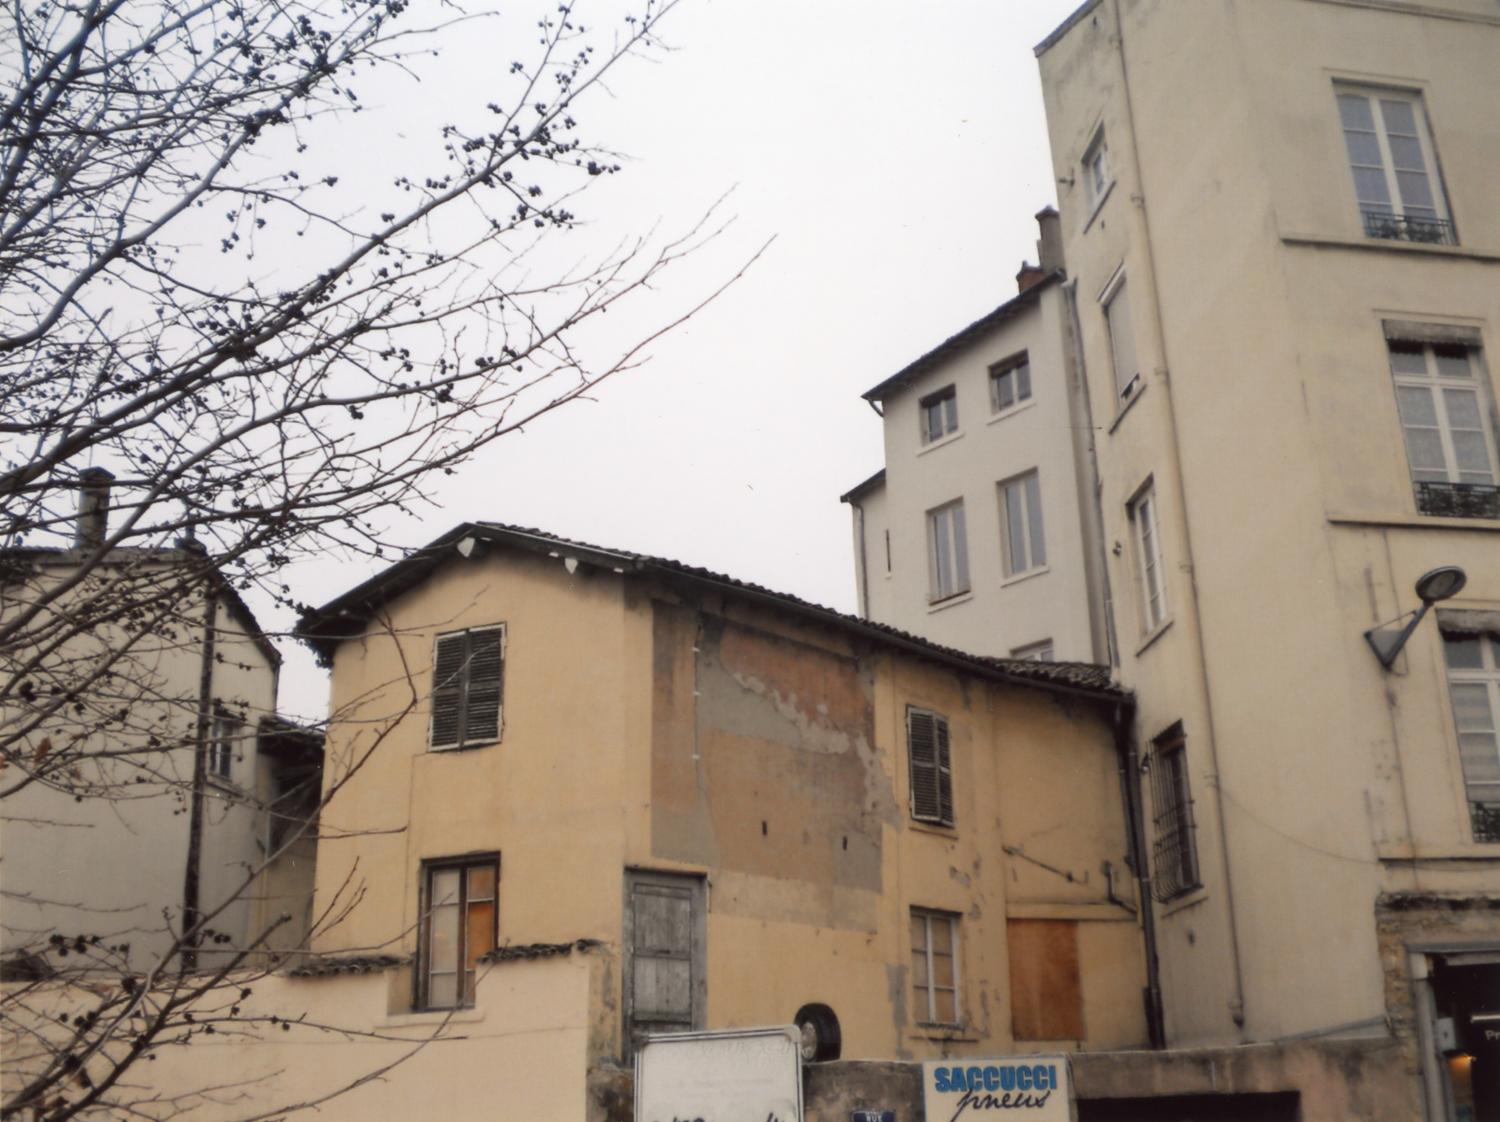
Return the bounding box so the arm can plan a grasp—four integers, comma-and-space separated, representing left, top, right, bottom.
1149, 732, 1200, 901
1361, 209, 1456, 246
1415, 481, 1500, 520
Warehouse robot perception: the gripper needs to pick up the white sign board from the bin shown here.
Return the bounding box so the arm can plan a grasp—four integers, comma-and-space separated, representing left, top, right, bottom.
635, 1026, 802, 1122
923, 1056, 1072, 1122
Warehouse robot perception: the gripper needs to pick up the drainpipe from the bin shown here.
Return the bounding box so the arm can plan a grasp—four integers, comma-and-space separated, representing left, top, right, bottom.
1109, 0, 1248, 1030
1115, 701, 1165, 1047
852, 501, 871, 619
180, 544, 217, 973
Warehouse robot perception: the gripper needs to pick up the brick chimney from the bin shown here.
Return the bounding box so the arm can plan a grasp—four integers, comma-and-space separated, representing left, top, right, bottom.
1016, 262, 1046, 293
1035, 206, 1064, 274
75, 467, 113, 551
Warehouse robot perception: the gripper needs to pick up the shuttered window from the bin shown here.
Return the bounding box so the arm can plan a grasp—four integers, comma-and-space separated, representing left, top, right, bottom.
429, 626, 504, 750
907, 707, 953, 827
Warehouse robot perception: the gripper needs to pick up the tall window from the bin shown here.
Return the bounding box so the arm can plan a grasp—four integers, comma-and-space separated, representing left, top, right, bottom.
1335, 86, 1453, 245
1443, 632, 1500, 844
1104, 276, 1139, 401
919, 385, 958, 445
998, 471, 1046, 577
419, 855, 499, 1009
926, 501, 969, 603
989, 353, 1032, 414
1149, 726, 1200, 900
1082, 129, 1111, 212
906, 706, 953, 826
210, 711, 240, 782
1388, 339, 1499, 518
430, 626, 504, 750
1129, 483, 1168, 633
910, 909, 960, 1025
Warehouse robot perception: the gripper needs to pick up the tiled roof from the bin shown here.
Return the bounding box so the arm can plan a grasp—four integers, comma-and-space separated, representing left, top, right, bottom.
298, 522, 1126, 701
478, 939, 602, 964
287, 953, 408, 978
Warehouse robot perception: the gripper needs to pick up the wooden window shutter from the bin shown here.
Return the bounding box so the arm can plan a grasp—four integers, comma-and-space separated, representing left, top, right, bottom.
464, 628, 504, 742
900, 711, 936, 822
430, 633, 468, 749
936, 716, 953, 825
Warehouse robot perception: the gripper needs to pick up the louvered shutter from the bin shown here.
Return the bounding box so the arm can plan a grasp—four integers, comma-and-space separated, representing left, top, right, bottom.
908, 708, 941, 822
430, 633, 468, 749
935, 716, 953, 825
464, 628, 504, 743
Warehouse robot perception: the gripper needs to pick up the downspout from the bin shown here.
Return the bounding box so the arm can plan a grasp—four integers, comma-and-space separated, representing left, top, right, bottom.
180, 554, 217, 974
1115, 700, 1165, 1048
853, 501, 871, 619
1110, 0, 1247, 1030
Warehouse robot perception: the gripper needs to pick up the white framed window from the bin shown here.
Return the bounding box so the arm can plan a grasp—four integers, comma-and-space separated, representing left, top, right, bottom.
989, 353, 1032, 415
906, 706, 953, 826
430, 625, 505, 750
1442, 631, 1500, 844
210, 711, 240, 782
1335, 85, 1452, 244
1129, 482, 1167, 633
919, 385, 958, 445
1388, 338, 1499, 517
910, 908, 960, 1025
926, 500, 969, 603
1011, 640, 1055, 663
998, 471, 1046, 578
1082, 129, 1111, 213
1103, 274, 1139, 401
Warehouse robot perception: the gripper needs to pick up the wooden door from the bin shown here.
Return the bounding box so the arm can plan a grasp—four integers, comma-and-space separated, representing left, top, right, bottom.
624, 870, 705, 1053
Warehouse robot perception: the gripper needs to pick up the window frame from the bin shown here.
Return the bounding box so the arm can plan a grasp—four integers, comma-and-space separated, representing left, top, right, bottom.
416, 853, 500, 1011
210, 709, 240, 783
429, 624, 506, 751
1082, 128, 1112, 215
997, 470, 1047, 579
1011, 640, 1055, 663
988, 352, 1033, 416
1441, 629, 1500, 845
918, 384, 959, 446
906, 706, 954, 827
1334, 83, 1454, 245
910, 908, 961, 1027
1148, 725, 1201, 901
1129, 481, 1168, 635
925, 500, 970, 604
1101, 272, 1140, 403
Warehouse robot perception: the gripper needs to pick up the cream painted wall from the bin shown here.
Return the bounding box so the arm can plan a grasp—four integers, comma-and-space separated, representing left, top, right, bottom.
1038, 0, 1500, 1049
851, 284, 1103, 663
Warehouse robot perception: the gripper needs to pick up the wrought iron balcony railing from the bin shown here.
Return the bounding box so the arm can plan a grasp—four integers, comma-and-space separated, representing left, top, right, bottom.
1362, 209, 1456, 246
1415, 481, 1500, 520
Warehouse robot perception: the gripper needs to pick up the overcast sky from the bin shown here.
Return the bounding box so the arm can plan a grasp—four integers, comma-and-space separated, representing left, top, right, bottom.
275, 0, 1086, 718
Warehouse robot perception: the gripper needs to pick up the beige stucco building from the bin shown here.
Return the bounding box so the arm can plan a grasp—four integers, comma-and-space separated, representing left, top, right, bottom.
1, 471, 317, 973
1031, 1, 1500, 1118
282, 521, 1149, 1117
843, 212, 1110, 666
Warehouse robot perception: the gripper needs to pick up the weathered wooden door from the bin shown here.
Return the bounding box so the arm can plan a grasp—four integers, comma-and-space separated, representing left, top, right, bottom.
624, 870, 705, 1053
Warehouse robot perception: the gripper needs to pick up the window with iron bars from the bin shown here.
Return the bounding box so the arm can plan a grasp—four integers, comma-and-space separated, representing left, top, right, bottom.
1149, 725, 1200, 902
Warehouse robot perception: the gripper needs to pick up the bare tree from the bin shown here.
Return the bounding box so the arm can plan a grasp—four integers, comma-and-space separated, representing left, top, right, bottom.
0, 0, 737, 1116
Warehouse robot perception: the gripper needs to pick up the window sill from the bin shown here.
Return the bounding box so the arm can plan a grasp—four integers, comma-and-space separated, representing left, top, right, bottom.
1082, 180, 1115, 235
1280, 232, 1500, 264
1107, 379, 1147, 434
988, 399, 1037, 426
927, 591, 973, 614
907, 819, 959, 840
427, 737, 501, 754
918, 430, 964, 457
1000, 566, 1050, 589
1327, 512, 1500, 533
915, 1026, 975, 1042
1159, 886, 1208, 917
1134, 617, 1173, 657
378, 1006, 485, 1029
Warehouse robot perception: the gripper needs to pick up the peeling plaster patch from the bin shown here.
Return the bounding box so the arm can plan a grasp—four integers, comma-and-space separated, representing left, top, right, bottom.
948, 866, 972, 887
887, 963, 912, 1059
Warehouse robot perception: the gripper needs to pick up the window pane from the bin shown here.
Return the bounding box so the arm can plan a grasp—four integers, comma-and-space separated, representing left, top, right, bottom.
911, 913, 926, 951
952, 505, 969, 592
1446, 635, 1484, 670
1402, 427, 1447, 475
1006, 484, 1026, 572
1338, 94, 1374, 130
1353, 168, 1392, 208
1395, 170, 1435, 211
1442, 388, 1483, 430
1435, 346, 1473, 379
934, 989, 957, 1024
1378, 98, 1418, 135
1452, 683, 1496, 732
932, 951, 955, 987
1451, 432, 1493, 480
911, 945, 929, 987
468, 864, 496, 900
1342, 129, 1383, 168
429, 902, 459, 974
1459, 733, 1500, 785
431, 868, 461, 907
1025, 474, 1046, 568
427, 972, 458, 1009
1106, 282, 1138, 396
1387, 135, 1425, 172
1017, 363, 1031, 401
466, 900, 496, 968
996, 372, 1014, 410
1396, 385, 1438, 426
1388, 343, 1427, 376
930, 918, 952, 954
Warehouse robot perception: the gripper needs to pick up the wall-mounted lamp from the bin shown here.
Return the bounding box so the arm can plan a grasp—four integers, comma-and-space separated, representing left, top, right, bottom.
1364, 566, 1467, 669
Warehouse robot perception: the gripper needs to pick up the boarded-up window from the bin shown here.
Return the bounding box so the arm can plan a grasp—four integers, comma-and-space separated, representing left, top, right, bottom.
430, 626, 504, 750
907, 707, 953, 826
419, 855, 498, 1010
625, 871, 704, 1054
1007, 918, 1084, 1041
